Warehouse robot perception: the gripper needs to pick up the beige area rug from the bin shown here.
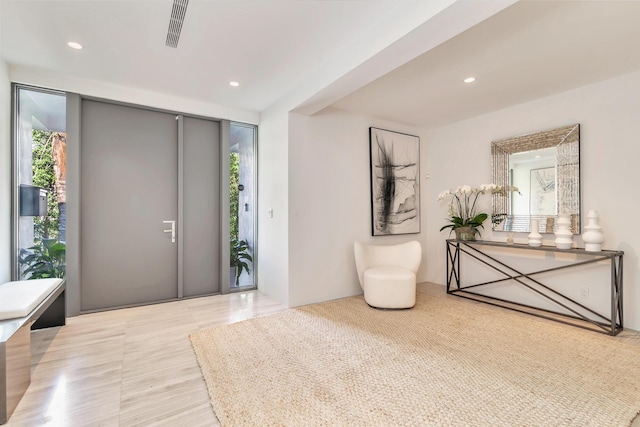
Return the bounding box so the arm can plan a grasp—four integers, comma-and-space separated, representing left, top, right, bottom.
190, 290, 640, 427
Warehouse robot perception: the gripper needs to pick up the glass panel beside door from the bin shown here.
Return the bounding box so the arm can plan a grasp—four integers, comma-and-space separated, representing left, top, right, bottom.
230, 123, 256, 290
13, 86, 67, 282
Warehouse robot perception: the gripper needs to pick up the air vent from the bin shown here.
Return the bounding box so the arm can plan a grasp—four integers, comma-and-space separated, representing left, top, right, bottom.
166, 0, 189, 48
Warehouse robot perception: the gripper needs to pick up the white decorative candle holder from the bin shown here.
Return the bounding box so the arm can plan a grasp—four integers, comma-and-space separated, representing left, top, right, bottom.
582, 210, 604, 252
554, 213, 573, 249
528, 219, 542, 247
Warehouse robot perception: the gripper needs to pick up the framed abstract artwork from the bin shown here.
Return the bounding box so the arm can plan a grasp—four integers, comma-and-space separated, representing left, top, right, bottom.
369, 127, 420, 236
530, 167, 556, 216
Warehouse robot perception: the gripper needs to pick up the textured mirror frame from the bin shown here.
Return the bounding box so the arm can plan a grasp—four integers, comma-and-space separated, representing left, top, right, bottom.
491, 124, 580, 234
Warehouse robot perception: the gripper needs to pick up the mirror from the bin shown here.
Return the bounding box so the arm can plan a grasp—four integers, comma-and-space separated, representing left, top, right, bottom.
491, 124, 580, 234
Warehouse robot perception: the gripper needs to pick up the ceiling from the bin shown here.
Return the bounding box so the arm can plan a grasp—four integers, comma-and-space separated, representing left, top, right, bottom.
2, 1, 640, 129
331, 0, 640, 128
0, 0, 444, 113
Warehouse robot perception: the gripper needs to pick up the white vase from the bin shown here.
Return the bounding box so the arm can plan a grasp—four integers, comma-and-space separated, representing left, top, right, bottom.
554, 213, 573, 249
528, 219, 542, 247
582, 210, 604, 252
506, 232, 515, 245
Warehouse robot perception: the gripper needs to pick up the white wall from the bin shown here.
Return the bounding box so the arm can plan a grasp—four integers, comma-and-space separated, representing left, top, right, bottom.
287, 108, 428, 307
257, 106, 290, 306
256, 0, 455, 307
0, 59, 10, 282
426, 70, 640, 331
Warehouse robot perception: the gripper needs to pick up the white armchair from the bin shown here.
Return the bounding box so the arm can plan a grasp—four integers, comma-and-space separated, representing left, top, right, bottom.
353, 240, 422, 309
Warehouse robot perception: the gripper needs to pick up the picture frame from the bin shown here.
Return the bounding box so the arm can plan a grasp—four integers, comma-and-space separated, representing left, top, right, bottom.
369, 127, 420, 236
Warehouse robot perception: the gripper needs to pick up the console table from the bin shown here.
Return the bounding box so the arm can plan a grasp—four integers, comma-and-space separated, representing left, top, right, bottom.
446, 240, 624, 335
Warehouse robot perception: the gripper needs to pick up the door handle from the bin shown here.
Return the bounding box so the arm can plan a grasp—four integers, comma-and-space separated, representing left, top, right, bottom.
163, 220, 176, 243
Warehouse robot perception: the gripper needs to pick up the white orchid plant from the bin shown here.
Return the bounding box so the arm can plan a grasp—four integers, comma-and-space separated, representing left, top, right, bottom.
438, 184, 520, 238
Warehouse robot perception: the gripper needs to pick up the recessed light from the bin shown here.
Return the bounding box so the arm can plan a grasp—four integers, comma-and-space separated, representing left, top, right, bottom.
67, 41, 83, 50
464, 77, 476, 83
229, 81, 240, 87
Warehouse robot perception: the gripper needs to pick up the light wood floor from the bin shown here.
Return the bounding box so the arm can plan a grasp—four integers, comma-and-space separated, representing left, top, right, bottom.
6, 290, 286, 426
6, 283, 640, 426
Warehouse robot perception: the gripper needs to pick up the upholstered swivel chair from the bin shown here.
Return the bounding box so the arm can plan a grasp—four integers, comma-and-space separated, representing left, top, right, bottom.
353, 240, 422, 309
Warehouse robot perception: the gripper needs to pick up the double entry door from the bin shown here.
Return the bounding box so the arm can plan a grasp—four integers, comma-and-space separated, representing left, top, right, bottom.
80, 100, 220, 311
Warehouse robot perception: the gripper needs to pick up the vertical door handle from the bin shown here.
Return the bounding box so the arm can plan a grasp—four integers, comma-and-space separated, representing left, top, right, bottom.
163, 220, 176, 243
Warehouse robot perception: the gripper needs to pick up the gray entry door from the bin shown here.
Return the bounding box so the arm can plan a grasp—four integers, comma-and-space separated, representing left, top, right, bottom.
81, 100, 179, 311
183, 117, 221, 297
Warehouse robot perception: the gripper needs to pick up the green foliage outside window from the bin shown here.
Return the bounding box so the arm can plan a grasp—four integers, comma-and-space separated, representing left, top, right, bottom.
31, 130, 59, 241
20, 130, 66, 280
230, 152, 240, 241
19, 240, 66, 280
229, 151, 253, 284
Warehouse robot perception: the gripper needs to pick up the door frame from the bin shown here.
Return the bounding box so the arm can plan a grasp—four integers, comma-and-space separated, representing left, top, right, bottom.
11, 88, 249, 315
68, 95, 233, 315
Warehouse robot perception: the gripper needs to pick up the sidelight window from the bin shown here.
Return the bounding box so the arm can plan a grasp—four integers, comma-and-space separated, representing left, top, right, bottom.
13, 86, 67, 281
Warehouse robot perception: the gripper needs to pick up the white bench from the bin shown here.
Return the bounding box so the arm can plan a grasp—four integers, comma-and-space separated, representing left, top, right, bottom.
0, 278, 66, 424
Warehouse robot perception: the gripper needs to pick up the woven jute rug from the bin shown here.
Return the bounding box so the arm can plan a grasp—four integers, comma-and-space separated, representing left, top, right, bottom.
190, 290, 640, 426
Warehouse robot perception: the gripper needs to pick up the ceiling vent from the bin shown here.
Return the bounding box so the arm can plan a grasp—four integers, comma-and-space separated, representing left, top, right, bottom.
166, 0, 189, 48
